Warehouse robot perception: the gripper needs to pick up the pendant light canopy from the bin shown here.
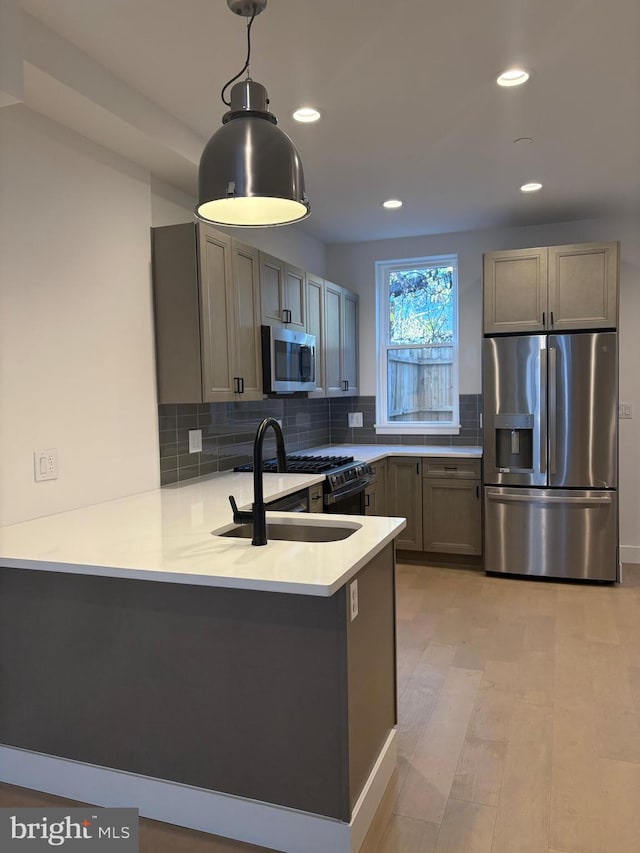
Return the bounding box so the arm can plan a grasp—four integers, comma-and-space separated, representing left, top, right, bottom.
196, 0, 310, 228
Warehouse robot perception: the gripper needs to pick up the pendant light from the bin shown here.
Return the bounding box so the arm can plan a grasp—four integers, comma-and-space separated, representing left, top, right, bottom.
196, 0, 310, 228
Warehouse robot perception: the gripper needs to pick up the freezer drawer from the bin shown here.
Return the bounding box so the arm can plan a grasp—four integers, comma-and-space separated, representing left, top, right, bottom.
484, 487, 618, 581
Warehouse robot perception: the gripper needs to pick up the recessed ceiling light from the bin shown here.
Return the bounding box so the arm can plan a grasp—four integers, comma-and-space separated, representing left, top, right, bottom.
292, 107, 322, 123
520, 182, 543, 193
497, 68, 530, 87
382, 199, 403, 209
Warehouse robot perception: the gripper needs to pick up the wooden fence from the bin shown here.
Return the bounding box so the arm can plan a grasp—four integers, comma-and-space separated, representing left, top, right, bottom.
387, 348, 453, 422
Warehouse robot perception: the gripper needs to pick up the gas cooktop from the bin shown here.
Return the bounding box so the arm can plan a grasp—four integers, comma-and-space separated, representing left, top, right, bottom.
234, 454, 355, 474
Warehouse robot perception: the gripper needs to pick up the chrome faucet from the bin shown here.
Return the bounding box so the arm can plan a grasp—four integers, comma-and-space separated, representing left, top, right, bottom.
228, 417, 288, 546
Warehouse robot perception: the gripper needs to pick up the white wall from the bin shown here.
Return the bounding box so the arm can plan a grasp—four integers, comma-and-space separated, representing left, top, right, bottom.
326, 216, 640, 562
0, 106, 160, 525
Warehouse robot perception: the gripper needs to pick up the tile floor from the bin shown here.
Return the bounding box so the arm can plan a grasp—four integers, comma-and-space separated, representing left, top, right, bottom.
2, 561, 639, 853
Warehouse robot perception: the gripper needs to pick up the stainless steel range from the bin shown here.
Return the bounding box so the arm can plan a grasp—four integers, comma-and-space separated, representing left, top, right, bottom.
234, 454, 373, 514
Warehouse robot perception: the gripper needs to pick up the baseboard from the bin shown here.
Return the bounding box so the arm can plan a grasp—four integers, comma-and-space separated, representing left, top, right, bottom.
621, 546, 640, 565
397, 550, 484, 570
0, 731, 397, 853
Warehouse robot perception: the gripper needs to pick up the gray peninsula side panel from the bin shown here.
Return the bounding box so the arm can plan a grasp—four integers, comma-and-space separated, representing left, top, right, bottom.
0, 567, 350, 820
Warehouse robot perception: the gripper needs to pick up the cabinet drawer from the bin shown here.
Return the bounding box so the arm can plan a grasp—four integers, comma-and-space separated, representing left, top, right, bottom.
422, 458, 481, 479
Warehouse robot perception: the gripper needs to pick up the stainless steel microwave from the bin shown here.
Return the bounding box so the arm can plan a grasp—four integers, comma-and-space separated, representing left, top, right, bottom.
261, 326, 316, 394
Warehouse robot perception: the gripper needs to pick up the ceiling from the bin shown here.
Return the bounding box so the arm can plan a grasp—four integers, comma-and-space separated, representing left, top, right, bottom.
19, 0, 640, 244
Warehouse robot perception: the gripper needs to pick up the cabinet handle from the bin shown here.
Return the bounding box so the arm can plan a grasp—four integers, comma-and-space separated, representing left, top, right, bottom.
444, 466, 458, 470
365, 494, 370, 507
416, 463, 420, 475
550, 311, 554, 327
542, 311, 546, 326
342, 380, 349, 392
476, 485, 480, 499
233, 377, 241, 393
239, 377, 244, 394
282, 309, 292, 324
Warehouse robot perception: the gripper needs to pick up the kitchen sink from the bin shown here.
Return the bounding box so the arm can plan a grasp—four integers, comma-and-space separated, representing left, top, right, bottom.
214, 521, 360, 542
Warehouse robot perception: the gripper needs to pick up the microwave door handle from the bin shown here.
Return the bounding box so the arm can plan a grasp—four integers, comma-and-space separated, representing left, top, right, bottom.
299, 345, 311, 381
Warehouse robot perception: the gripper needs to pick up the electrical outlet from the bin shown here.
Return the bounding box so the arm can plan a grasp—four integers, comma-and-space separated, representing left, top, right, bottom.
348, 412, 363, 428
34, 448, 58, 482
619, 402, 633, 419
188, 429, 203, 453
349, 579, 359, 621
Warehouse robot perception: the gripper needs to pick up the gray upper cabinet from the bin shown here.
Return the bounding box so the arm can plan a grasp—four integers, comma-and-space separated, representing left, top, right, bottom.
152, 223, 263, 404
547, 242, 618, 330
325, 281, 359, 397
259, 251, 306, 332
483, 247, 547, 334
306, 272, 325, 397
484, 242, 618, 334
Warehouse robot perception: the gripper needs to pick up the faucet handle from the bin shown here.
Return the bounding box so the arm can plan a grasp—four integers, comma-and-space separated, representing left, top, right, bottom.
229, 495, 253, 525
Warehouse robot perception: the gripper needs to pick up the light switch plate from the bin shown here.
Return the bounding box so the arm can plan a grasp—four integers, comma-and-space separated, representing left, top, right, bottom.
348, 412, 363, 428
349, 579, 359, 621
188, 429, 203, 453
34, 448, 58, 481
619, 402, 632, 419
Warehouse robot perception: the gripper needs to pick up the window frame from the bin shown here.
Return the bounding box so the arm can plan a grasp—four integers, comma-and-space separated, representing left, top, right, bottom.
375, 254, 460, 435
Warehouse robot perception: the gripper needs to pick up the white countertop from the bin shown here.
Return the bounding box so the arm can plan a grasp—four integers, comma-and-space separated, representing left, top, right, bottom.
315, 444, 482, 464
0, 470, 405, 597
0, 444, 480, 597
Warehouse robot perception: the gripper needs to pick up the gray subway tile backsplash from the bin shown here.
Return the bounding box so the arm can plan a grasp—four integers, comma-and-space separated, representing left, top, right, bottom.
157, 393, 482, 485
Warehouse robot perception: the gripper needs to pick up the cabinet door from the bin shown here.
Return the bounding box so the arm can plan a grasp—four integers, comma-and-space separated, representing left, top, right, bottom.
548, 242, 618, 331
324, 281, 343, 396
364, 482, 378, 516
369, 460, 387, 516
422, 479, 481, 555
484, 248, 547, 334
387, 458, 422, 550
342, 288, 359, 396
260, 252, 285, 326
199, 227, 237, 401
306, 273, 325, 397
284, 263, 307, 331
232, 240, 263, 401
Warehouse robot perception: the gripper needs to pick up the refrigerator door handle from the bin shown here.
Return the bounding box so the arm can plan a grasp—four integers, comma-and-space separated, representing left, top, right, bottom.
539, 347, 547, 475
548, 347, 557, 475
485, 490, 613, 506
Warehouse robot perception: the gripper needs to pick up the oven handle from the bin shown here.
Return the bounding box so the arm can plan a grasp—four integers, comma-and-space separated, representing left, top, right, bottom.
324, 478, 371, 505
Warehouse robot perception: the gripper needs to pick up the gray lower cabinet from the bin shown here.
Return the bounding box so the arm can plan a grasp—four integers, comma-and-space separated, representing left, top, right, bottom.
365, 460, 387, 516
422, 457, 481, 555
422, 478, 481, 555
152, 223, 262, 403
387, 458, 422, 549
387, 456, 482, 555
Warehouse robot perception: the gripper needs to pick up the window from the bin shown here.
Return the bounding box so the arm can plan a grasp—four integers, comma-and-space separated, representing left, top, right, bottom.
375, 256, 459, 434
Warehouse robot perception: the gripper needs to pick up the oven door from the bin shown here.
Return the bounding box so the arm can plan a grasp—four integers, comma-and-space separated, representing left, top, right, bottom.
324, 479, 369, 515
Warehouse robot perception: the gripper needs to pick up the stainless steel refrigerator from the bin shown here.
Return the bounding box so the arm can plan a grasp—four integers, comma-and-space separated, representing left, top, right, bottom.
483, 332, 619, 581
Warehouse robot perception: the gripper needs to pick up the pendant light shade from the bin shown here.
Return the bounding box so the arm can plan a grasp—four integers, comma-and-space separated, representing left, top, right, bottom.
197, 80, 309, 227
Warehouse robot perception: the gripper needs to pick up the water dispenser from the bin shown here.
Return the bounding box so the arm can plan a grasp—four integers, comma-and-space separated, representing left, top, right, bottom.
495, 413, 534, 472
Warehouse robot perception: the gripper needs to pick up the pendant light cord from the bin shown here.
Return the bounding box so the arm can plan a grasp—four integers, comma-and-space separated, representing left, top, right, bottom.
221, 10, 257, 107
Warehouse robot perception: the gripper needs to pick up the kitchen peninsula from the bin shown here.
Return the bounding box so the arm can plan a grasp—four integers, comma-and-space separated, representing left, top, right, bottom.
0, 471, 405, 853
